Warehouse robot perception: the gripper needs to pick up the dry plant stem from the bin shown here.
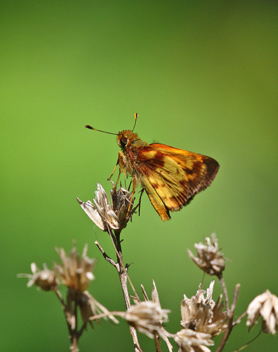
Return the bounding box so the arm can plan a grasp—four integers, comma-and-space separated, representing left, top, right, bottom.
95, 241, 118, 268
71, 301, 79, 352
154, 336, 162, 352
71, 331, 79, 352
114, 229, 131, 308
127, 273, 141, 303
54, 288, 71, 335
112, 229, 142, 352
218, 274, 230, 314
215, 284, 240, 352
78, 322, 88, 339
95, 232, 141, 352
54, 288, 79, 352
233, 310, 247, 326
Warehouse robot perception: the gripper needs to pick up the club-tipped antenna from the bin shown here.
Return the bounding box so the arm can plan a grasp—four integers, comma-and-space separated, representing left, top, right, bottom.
132, 113, 139, 132
86, 113, 139, 134
85, 125, 117, 135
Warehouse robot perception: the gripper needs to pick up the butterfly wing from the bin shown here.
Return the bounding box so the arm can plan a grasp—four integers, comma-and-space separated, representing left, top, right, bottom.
135, 144, 219, 221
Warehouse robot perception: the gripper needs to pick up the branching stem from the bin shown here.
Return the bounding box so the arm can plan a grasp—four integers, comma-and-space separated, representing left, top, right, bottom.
54, 288, 79, 352
95, 229, 142, 352
216, 284, 240, 352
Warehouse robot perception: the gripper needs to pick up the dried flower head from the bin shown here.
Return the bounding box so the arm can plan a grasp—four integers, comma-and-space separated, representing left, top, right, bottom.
110, 183, 136, 229
125, 301, 170, 339
131, 280, 173, 350
174, 328, 214, 352
54, 244, 118, 328
17, 263, 58, 291
77, 183, 136, 231
187, 233, 225, 276
246, 290, 278, 335
181, 281, 228, 337
54, 244, 95, 292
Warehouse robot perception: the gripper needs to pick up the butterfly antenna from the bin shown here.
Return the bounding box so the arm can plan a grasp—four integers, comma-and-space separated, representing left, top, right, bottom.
85, 125, 117, 135
132, 113, 139, 132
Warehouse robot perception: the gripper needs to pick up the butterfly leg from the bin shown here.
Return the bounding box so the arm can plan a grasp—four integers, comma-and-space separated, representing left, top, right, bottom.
137, 188, 145, 216
127, 176, 137, 214
107, 157, 119, 181
110, 151, 127, 193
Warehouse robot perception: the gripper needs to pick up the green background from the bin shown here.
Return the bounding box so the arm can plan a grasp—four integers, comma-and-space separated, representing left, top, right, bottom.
1, 1, 278, 351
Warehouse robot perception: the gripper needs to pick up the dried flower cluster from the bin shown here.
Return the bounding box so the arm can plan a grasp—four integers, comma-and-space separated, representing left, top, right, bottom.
77, 183, 136, 232
18, 180, 278, 352
180, 281, 228, 338
54, 244, 95, 292
171, 281, 228, 352
125, 301, 170, 339
187, 233, 226, 276
18, 244, 118, 331
127, 280, 229, 352
247, 290, 278, 335
128, 280, 173, 350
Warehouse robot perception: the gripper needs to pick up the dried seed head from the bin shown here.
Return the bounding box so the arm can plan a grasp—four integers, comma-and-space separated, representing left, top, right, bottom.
125, 301, 170, 339
54, 244, 95, 293
181, 281, 228, 337
110, 184, 136, 229
174, 328, 214, 352
17, 263, 58, 291
18, 244, 117, 329
187, 233, 226, 277
130, 280, 173, 350
246, 290, 278, 334
77, 183, 136, 232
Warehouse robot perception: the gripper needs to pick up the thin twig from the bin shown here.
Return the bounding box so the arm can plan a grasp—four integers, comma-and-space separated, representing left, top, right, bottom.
113, 235, 141, 352
54, 288, 72, 339
218, 274, 230, 315
130, 326, 143, 352
90, 311, 125, 320
77, 322, 88, 339
109, 228, 123, 262
95, 241, 118, 268
154, 335, 162, 352
233, 310, 247, 326
96, 226, 141, 352
70, 300, 79, 352
216, 284, 240, 352
231, 284, 240, 312
127, 272, 141, 303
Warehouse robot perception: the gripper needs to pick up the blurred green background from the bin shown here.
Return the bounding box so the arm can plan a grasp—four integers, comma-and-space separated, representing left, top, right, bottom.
1, 0, 278, 351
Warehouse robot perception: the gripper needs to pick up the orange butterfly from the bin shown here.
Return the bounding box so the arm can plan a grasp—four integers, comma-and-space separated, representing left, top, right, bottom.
86, 114, 219, 221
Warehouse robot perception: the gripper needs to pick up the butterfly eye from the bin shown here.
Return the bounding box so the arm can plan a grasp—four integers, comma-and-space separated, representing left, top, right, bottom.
120, 137, 128, 148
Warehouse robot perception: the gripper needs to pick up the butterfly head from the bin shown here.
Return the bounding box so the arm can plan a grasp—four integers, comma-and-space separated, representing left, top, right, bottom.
117, 130, 141, 151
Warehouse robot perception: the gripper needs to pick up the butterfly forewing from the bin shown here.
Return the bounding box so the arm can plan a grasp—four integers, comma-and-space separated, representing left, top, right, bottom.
134, 143, 219, 221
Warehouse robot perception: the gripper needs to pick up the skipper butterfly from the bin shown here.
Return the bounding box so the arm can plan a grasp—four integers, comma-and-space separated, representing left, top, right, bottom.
86, 114, 219, 221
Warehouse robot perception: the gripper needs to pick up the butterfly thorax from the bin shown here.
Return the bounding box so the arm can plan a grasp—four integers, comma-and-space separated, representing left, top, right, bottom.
116, 130, 149, 178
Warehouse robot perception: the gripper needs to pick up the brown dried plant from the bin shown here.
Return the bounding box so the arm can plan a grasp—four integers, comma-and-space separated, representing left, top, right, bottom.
18, 243, 118, 352
19, 183, 278, 352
